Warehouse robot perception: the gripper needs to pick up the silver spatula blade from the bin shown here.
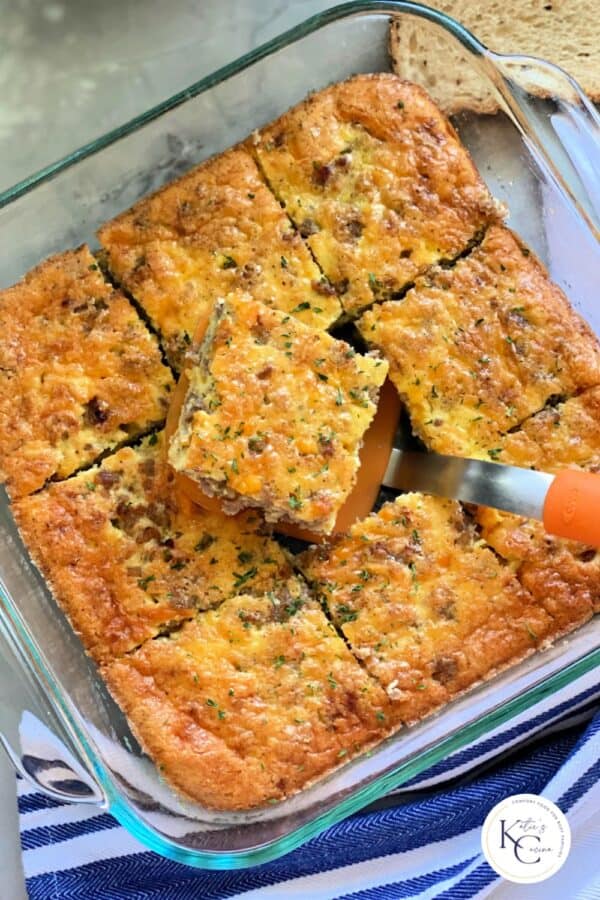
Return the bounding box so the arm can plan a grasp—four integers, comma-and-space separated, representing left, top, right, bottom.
382, 448, 554, 520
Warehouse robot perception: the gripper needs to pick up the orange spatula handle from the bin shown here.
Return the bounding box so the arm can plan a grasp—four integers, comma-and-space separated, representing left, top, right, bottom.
543, 469, 600, 548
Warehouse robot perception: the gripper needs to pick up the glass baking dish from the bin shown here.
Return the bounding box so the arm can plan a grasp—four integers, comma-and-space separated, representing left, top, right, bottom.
0, 0, 599, 870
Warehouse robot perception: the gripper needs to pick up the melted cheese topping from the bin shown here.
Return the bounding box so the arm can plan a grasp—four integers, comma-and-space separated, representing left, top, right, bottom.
477, 386, 600, 629
358, 226, 600, 457
0, 246, 173, 498
251, 73, 500, 316
14, 433, 299, 661
103, 590, 391, 809
99, 147, 341, 369
301, 494, 554, 724
9, 79, 598, 813
167, 370, 403, 543
496, 386, 600, 472
169, 294, 388, 533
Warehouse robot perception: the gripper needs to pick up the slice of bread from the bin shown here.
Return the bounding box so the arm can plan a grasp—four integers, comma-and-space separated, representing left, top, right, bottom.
389, 2, 600, 114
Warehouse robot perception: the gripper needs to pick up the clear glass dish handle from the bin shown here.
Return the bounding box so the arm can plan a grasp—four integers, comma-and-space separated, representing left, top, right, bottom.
0, 621, 105, 806
488, 52, 600, 234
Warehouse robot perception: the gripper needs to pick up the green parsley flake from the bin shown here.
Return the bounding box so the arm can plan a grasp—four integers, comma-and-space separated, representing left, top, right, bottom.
195, 533, 216, 552
336, 604, 358, 624
233, 567, 258, 589
137, 575, 156, 590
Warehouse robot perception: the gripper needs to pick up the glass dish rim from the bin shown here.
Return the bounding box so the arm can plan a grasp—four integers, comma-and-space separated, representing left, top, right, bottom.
1, 0, 599, 870
3, 565, 599, 869
0, 0, 489, 209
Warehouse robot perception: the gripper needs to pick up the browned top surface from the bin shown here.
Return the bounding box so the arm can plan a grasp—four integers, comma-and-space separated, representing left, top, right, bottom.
302, 493, 555, 724
0, 245, 173, 498
359, 226, 600, 456
252, 73, 500, 315
103, 590, 391, 809
477, 387, 600, 627
169, 294, 387, 533
14, 433, 299, 661
99, 147, 341, 369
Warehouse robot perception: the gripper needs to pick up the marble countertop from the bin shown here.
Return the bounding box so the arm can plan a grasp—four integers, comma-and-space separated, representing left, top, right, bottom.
0, 2, 335, 894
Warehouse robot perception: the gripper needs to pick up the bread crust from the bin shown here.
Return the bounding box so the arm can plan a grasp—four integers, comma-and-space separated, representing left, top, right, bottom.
251, 73, 501, 316
388, 17, 500, 116
99, 147, 341, 370
389, 10, 600, 116
0, 246, 173, 499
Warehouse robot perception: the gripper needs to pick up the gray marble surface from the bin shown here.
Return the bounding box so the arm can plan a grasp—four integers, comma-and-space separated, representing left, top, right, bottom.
0, 2, 336, 895
0, 0, 336, 193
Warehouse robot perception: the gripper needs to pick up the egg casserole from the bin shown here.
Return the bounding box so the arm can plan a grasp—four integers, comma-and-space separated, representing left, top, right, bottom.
0, 246, 173, 499
477, 387, 600, 631
14, 433, 300, 662
169, 293, 388, 533
301, 494, 555, 725
358, 226, 600, 457
99, 147, 342, 370
251, 73, 501, 316
2, 74, 599, 813
103, 587, 391, 809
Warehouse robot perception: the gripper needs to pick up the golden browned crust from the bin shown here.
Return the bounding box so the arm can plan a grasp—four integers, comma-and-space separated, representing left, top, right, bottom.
103, 591, 391, 809
358, 226, 600, 457
98, 147, 342, 370
5, 78, 598, 813
496, 386, 600, 472
13, 433, 300, 662
0, 246, 174, 499
476, 510, 597, 630
477, 387, 600, 624
301, 494, 557, 725
250, 73, 501, 316
169, 294, 387, 533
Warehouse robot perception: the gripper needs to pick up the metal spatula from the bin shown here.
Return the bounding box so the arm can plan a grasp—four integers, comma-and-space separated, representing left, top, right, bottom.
383, 448, 600, 548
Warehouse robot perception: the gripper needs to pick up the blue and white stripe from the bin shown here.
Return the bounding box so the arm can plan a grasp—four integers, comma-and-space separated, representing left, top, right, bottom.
18, 668, 600, 900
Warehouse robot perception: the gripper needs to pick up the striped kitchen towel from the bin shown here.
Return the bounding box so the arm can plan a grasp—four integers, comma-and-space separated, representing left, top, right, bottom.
19, 667, 600, 900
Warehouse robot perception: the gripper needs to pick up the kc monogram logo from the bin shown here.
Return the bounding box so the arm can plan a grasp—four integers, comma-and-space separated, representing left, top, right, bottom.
481, 794, 571, 884
499, 816, 547, 864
